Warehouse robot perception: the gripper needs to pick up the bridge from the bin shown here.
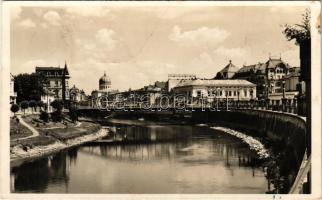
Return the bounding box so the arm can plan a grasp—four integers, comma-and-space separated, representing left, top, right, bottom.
76, 105, 310, 194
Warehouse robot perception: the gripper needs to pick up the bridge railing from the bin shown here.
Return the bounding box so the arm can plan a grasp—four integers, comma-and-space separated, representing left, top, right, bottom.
77, 99, 307, 117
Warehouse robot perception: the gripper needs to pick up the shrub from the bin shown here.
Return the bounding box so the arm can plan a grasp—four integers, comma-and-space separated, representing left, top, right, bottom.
51, 110, 63, 122
20, 101, 29, 115
29, 100, 37, 113
50, 100, 63, 122
50, 100, 63, 111
37, 101, 44, 111
69, 104, 78, 123
39, 111, 49, 123
10, 104, 19, 116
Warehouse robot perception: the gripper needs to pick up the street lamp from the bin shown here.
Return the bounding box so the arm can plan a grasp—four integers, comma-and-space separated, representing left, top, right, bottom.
216, 88, 220, 111
237, 88, 240, 109
226, 91, 229, 111
282, 80, 287, 112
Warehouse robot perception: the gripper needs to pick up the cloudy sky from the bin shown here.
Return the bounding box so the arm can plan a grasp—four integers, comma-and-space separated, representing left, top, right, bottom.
10, 5, 308, 94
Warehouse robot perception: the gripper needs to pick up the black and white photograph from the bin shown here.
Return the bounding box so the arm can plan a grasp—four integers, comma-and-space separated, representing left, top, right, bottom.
0, 1, 321, 199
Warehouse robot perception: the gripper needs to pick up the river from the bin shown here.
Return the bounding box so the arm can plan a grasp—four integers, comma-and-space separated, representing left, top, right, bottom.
11, 120, 269, 193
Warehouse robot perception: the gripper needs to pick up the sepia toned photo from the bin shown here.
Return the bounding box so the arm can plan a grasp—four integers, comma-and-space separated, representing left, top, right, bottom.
0, 1, 321, 199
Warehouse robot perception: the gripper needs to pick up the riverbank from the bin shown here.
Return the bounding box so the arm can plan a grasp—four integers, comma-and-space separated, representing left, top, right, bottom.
11, 127, 108, 168
10, 114, 109, 168
211, 126, 270, 159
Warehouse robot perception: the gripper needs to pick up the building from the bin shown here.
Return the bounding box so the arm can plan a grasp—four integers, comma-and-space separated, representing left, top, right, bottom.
214, 60, 240, 79
168, 74, 196, 92
41, 91, 55, 113
90, 72, 114, 108
172, 79, 256, 106
99, 72, 112, 92
232, 57, 292, 100
69, 85, 87, 103
35, 62, 70, 101
285, 67, 301, 92
268, 67, 301, 105
108, 83, 165, 108
10, 73, 17, 104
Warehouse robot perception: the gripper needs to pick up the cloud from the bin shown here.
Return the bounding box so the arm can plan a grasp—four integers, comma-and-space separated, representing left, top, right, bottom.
95, 28, 119, 49
74, 28, 122, 63
169, 25, 230, 47
17, 18, 36, 29
11, 6, 22, 20
213, 46, 247, 58
65, 7, 110, 18
43, 11, 61, 26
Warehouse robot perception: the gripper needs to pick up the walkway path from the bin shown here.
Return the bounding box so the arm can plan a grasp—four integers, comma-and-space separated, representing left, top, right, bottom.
16, 115, 40, 139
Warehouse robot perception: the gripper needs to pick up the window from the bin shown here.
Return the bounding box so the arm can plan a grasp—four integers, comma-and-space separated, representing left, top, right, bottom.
197, 90, 202, 97
228, 91, 232, 96
219, 91, 222, 96
233, 91, 237, 96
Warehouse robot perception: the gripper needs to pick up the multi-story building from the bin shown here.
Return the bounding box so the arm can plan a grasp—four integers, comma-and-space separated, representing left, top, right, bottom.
227, 57, 292, 100
172, 79, 256, 106
268, 67, 301, 105
10, 73, 17, 104
35, 63, 70, 101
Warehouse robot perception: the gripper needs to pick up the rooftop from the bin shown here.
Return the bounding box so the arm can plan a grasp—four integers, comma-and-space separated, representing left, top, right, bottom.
175, 79, 256, 88
219, 60, 239, 74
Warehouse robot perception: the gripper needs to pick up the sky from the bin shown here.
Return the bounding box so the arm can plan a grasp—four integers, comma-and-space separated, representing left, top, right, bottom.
10, 5, 308, 94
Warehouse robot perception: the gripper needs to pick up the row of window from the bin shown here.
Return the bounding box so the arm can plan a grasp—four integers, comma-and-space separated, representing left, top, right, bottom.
196, 89, 253, 97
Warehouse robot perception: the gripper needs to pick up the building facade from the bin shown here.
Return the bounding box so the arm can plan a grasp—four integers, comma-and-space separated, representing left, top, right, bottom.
231, 57, 292, 100
35, 63, 70, 101
89, 72, 113, 108
10, 73, 17, 104
69, 85, 87, 103
172, 79, 256, 106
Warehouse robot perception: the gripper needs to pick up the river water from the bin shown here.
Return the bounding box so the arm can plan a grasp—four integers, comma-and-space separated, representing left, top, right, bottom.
11, 120, 268, 193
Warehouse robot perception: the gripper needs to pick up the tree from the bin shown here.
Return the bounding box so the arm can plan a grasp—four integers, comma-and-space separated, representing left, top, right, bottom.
69, 103, 78, 123
283, 9, 310, 45
50, 100, 63, 111
20, 101, 29, 115
37, 100, 44, 112
283, 9, 311, 193
39, 110, 49, 122
50, 100, 63, 122
10, 104, 19, 116
14, 73, 47, 103
29, 100, 37, 114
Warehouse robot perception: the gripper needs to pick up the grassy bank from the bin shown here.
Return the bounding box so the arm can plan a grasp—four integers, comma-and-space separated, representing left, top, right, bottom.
10, 117, 33, 140
10, 114, 107, 166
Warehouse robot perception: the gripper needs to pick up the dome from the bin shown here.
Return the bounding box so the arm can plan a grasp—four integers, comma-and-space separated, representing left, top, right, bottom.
99, 72, 111, 85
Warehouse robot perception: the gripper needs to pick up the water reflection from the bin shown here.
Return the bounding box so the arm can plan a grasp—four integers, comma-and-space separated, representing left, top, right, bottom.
11, 125, 267, 193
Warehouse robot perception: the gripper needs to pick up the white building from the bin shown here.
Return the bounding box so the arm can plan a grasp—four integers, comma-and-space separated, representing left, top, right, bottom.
10, 73, 17, 104
41, 91, 55, 113
172, 79, 256, 103
168, 74, 197, 92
